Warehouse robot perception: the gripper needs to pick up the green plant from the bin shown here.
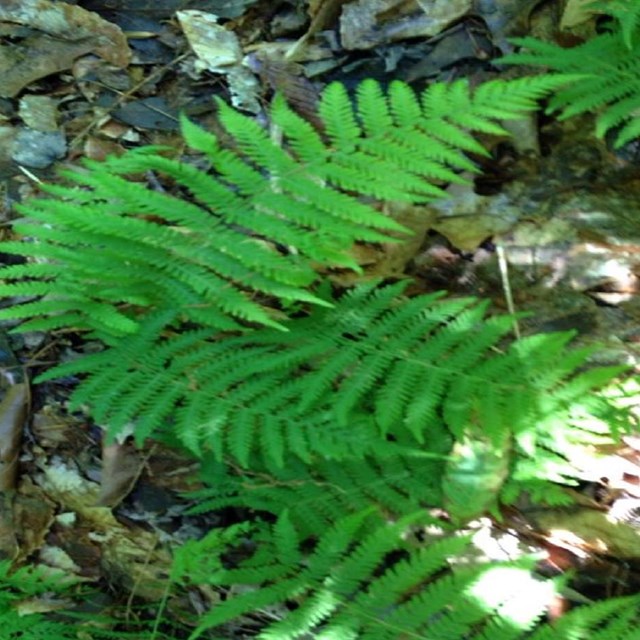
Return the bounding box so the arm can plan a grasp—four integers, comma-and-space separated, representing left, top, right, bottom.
0, 75, 635, 637
0, 75, 574, 446
0, 560, 79, 639
0, 76, 566, 340
170, 510, 640, 640
499, 0, 640, 147
591, 0, 640, 48
0, 560, 166, 639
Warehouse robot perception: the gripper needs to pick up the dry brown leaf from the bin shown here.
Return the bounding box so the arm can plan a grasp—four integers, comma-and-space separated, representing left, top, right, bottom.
0, 0, 130, 67
0, 383, 28, 492
340, 0, 472, 50
12, 478, 56, 563
96, 441, 144, 508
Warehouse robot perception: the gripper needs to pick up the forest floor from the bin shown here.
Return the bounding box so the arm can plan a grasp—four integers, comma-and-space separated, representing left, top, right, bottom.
1, 0, 640, 638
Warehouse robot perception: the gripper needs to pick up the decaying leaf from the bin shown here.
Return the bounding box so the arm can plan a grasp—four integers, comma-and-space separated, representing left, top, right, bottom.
97, 441, 144, 508
177, 10, 260, 112
560, 0, 599, 29
35, 459, 172, 600
0, 333, 28, 493
11, 478, 56, 564
0, 0, 130, 66
340, 0, 472, 50
0, 0, 130, 97
0, 34, 98, 99
0, 383, 29, 492
472, 0, 545, 49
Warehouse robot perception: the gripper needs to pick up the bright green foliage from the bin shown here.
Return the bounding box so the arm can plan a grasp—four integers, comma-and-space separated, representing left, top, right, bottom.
590, 0, 640, 49
173, 510, 546, 640
0, 76, 568, 341
0, 561, 78, 639
171, 509, 640, 640
38, 280, 626, 522
0, 75, 636, 638
500, 1, 640, 147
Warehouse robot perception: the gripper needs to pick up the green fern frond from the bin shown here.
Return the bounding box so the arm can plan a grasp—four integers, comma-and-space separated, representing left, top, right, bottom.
0, 67, 635, 640
590, 0, 640, 49
171, 506, 640, 639
39, 279, 626, 522
0, 75, 567, 339
500, 9, 640, 147
172, 512, 572, 640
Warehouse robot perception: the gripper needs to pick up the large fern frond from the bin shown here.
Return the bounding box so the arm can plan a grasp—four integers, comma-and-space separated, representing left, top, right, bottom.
43, 280, 627, 526
0, 75, 568, 340
41, 281, 624, 480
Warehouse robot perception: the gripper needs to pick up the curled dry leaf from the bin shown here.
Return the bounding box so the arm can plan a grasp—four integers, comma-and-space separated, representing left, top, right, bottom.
177, 10, 260, 112
96, 441, 144, 508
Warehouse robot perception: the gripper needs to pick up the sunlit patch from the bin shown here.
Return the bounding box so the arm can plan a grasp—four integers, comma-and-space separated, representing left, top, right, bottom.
466, 566, 558, 626
546, 529, 602, 556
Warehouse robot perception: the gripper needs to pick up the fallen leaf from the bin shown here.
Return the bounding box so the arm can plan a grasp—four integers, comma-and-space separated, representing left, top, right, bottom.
177, 10, 260, 112
97, 441, 144, 508
0, 0, 130, 67
0, 33, 98, 98
340, 0, 472, 50
0, 385, 28, 494
473, 0, 544, 49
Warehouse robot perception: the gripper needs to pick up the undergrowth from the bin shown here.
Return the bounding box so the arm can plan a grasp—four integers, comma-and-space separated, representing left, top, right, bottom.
1, 3, 639, 637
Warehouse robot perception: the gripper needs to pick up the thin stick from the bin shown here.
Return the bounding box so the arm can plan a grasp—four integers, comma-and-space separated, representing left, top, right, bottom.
496, 244, 520, 340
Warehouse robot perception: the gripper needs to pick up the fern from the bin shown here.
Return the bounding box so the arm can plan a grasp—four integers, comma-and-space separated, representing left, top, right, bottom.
40, 279, 626, 523
187, 452, 446, 540
0, 75, 568, 341
171, 509, 640, 640
0, 559, 191, 639
0, 74, 636, 638
0, 561, 142, 638
500, 0, 640, 146
0, 561, 78, 639
172, 510, 539, 640
590, 0, 640, 49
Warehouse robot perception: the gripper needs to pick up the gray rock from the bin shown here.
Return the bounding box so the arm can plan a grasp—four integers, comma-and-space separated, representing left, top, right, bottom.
11, 127, 66, 168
